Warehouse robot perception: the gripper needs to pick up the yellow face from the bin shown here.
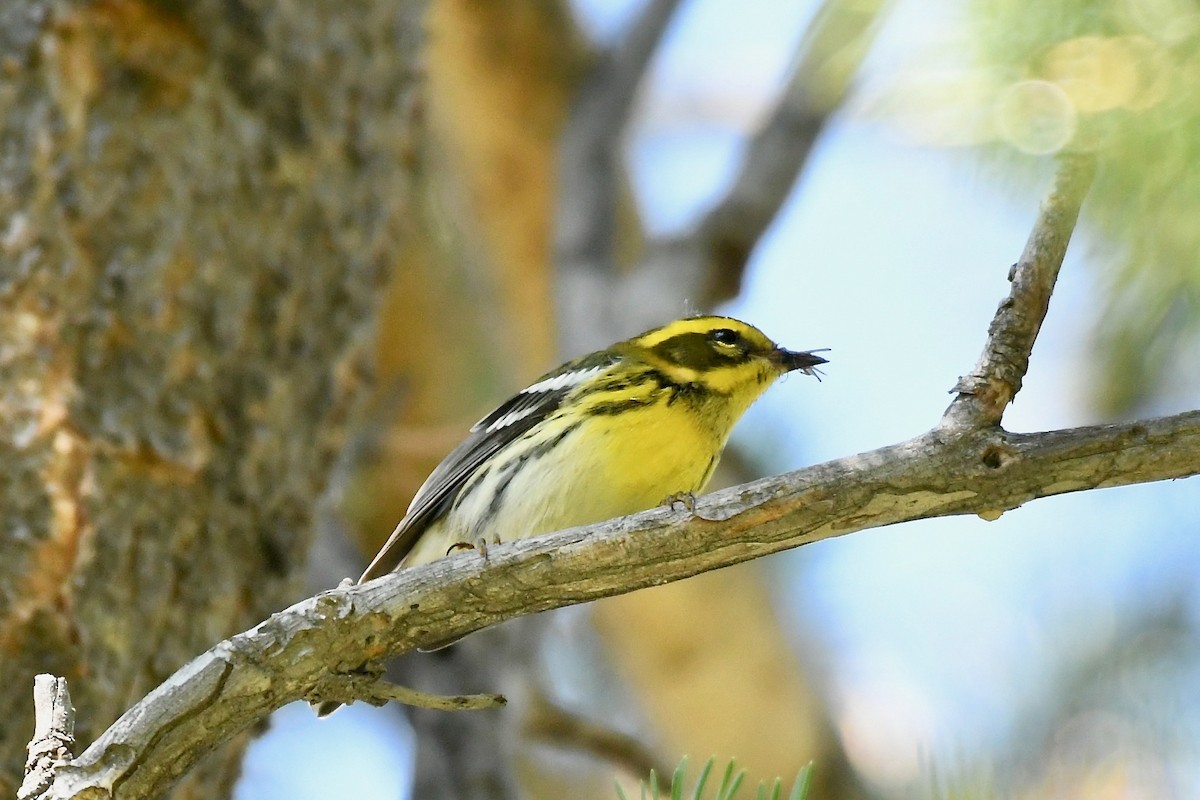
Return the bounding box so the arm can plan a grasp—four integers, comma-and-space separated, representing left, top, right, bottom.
622, 316, 808, 396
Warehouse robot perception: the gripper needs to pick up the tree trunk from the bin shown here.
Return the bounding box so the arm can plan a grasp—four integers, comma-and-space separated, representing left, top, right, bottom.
0, 1, 425, 795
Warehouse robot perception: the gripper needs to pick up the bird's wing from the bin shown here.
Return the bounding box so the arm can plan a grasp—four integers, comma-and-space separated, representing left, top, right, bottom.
357, 352, 620, 582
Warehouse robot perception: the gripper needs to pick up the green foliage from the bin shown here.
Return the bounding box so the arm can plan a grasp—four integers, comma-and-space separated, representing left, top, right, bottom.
966, 0, 1200, 412
615, 756, 813, 800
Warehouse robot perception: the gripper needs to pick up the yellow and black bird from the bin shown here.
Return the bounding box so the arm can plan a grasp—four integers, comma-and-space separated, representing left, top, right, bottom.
359, 315, 827, 580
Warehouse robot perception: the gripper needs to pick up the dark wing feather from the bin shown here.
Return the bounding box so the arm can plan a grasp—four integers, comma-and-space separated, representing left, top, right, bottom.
357, 352, 620, 582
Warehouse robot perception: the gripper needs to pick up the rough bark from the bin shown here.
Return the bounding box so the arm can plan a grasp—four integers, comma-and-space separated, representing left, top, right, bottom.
0, 0, 426, 796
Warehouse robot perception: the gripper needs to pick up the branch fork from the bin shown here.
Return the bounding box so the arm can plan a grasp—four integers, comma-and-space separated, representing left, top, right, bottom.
945, 153, 1097, 428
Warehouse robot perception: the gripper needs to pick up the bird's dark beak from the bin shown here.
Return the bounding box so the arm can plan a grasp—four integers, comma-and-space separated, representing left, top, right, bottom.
771, 348, 829, 375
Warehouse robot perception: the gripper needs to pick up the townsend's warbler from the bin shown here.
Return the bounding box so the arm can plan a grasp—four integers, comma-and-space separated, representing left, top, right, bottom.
359, 316, 826, 580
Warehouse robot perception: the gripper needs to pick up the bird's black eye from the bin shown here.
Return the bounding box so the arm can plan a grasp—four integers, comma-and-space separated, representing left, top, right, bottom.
710, 328, 739, 346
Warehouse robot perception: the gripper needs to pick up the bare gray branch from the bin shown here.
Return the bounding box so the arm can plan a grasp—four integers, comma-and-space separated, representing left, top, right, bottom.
30, 407, 1200, 799
947, 154, 1098, 425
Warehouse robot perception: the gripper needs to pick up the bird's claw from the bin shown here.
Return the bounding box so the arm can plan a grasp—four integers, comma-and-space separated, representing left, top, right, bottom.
446, 536, 501, 562
664, 491, 698, 513
663, 490, 718, 521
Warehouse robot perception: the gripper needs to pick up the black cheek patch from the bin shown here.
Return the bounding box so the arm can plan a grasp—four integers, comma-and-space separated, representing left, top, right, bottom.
653, 332, 737, 370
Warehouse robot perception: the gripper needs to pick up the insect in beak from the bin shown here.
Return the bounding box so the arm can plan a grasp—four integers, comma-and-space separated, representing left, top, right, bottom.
771, 348, 829, 377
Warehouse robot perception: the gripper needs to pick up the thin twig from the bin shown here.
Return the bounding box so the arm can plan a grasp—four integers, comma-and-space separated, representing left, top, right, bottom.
312, 660, 506, 715
945, 154, 1097, 427
357, 681, 505, 712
